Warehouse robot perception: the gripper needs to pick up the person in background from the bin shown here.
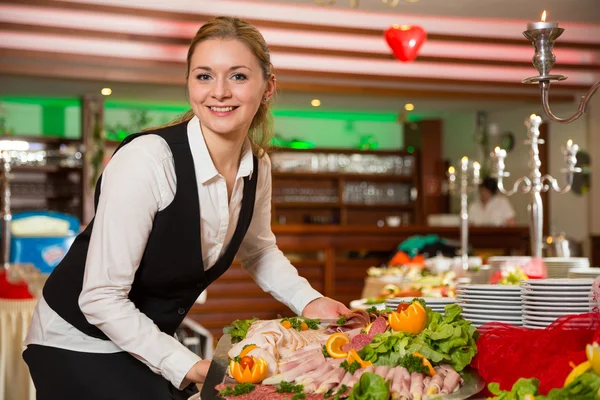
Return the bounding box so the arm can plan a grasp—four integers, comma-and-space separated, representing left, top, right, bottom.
22, 16, 350, 400
468, 177, 516, 226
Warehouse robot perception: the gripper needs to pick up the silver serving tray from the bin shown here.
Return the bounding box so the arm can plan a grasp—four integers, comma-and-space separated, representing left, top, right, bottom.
200, 334, 485, 400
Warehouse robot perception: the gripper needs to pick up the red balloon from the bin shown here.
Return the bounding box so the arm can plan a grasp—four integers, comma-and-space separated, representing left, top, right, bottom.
384, 25, 427, 62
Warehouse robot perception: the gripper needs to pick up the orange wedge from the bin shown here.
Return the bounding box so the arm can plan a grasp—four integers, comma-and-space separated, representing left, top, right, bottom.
347, 349, 373, 369
413, 352, 436, 376
326, 333, 351, 359
239, 344, 258, 358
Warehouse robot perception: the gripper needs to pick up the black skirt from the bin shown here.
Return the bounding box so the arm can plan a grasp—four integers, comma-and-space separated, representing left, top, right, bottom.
23, 344, 198, 400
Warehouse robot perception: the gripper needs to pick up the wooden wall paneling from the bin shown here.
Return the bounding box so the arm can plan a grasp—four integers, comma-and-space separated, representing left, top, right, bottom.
591, 235, 600, 268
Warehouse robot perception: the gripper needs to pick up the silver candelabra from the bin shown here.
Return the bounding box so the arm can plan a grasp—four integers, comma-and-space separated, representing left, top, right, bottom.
0, 150, 12, 270
523, 11, 600, 123
447, 156, 481, 270
490, 114, 581, 257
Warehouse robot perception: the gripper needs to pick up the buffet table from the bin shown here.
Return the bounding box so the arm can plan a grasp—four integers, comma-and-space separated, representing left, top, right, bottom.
0, 299, 36, 400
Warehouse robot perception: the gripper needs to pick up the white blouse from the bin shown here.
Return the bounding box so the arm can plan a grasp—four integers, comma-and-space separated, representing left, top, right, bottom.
468, 194, 516, 226
24, 116, 323, 389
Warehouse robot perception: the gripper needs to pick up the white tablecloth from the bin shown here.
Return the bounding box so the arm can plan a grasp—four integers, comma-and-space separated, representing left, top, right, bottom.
0, 299, 37, 400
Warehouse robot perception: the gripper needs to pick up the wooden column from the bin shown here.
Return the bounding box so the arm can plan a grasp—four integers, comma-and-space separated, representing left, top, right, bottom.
81, 94, 104, 225
404, 119, 447, 224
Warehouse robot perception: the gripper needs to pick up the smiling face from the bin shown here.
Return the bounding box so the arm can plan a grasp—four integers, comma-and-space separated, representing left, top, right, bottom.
188, 39, 275, 141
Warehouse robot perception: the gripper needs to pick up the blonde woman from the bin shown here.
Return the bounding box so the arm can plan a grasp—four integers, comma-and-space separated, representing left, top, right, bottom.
23, 17, 350, 400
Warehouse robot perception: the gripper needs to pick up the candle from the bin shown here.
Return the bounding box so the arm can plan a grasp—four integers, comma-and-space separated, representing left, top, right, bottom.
472, 161, 481, 182
494, 146, 507, 159
527, 10, 559, 30
565, 139, 579, 155
448, 165, 456, 182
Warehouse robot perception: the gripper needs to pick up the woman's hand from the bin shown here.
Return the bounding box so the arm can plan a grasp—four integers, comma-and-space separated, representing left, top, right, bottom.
302, 297, 351, 319
185, 360, 212, 384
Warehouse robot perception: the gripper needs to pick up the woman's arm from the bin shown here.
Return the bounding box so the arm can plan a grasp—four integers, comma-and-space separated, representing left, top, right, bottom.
236, 155, 324, 315
78, 136, 202, 389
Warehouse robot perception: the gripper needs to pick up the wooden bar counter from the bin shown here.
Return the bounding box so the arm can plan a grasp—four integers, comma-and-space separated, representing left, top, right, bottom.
188, 225, 529, 339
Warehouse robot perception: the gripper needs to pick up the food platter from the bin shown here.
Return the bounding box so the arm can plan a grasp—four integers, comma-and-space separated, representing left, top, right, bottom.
200, 333, 485, 400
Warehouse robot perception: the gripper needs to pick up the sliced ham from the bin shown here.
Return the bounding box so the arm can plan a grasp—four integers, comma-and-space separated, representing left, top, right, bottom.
409, 371, 424, 400
316, 368, 346, 393
440, 365, 463, 394
282, 353, 325, 382
345, 368, 365, 388
278, 349, 322, 372
384, 367, 396, 383
296, 360, 333, 385
375, 365, 391, 380
304, 366, 342, 393
327, 310, 370, 332
425, 368, 446, 396
335, 371, 354, 392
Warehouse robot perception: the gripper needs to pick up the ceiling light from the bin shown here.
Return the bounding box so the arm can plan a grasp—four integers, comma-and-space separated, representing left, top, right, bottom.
311, 99, 321, 107
404, 103, 415, 111
404, 0, 421, 3
101, 88, 112, 96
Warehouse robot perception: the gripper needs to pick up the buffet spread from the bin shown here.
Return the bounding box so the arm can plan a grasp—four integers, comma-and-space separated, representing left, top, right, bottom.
208, 300, 482, 400
199, 252, 600, 400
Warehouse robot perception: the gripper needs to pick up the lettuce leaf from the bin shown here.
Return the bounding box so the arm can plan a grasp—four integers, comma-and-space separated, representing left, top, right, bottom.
347, 372, 390, 400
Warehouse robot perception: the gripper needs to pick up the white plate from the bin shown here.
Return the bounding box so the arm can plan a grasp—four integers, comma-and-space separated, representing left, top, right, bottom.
523, 305, 593, 310
458, 294, 521, 301
524, 310, 588, 317
459, 303, 522, 310
457, 297, 522, 305
386, 297, 456, 304
523, 306, 591, 313
349, 299, 387, 310
467, 318, 522, 325
522, 278, 594, 285
520, 287, 592, 293
463, 313, 521, 321
543, 257, 590, 263
521, 291, 591, 297
457, 284, 521, 291
523, 314, 562, 322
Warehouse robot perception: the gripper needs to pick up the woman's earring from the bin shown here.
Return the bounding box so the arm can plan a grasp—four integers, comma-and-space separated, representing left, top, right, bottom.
263, 97, 268, 103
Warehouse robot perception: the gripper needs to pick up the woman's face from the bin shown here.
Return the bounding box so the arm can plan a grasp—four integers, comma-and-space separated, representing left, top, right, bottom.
188, 39, 275, 140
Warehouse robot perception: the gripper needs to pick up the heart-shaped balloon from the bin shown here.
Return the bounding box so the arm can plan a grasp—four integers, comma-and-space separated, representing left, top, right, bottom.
384, 25, 427, 62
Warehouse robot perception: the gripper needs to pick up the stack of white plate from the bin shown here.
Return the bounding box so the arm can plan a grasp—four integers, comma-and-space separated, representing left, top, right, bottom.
543, 257, 590, 278
521, 278, 594, 329
385, 297, 456, 314
456, 284, 522, 327
568, 267, 600, 279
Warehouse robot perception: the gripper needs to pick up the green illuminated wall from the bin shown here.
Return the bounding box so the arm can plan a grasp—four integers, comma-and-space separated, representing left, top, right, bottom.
0, 97, 404, 150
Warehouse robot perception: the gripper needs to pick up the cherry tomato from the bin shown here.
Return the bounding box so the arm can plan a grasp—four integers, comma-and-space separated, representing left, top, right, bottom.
396, 303, 410, 313
239, 356, 254, 371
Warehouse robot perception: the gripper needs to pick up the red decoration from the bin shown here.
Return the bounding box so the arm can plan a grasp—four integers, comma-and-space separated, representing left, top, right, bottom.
0, 269, 33, 299
384, 25, 427, 62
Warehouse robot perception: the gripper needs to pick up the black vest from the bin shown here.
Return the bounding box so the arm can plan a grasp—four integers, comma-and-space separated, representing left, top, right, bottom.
43, 122, 258, 340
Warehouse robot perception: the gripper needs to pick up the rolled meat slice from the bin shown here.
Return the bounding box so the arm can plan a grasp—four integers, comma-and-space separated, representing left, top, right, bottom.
440, 366, 463, 394
316, 368, 347, 393
409, 372, 424, 400
425, 367, 447, 396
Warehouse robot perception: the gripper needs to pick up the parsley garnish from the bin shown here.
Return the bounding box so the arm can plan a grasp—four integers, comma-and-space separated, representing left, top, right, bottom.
223, 318, 259, 343
324, 384, 349, 400
232, 355, 241, 363
276, 381, 304, 393
322, 345, 331, 358
218, 383, 256, 396
336, 316, 347, 325
399, 354, 430, 375
340, 360, 361, 374
366, 306, 378, 314
281, 317, 321, 331
291, 394, 306, 400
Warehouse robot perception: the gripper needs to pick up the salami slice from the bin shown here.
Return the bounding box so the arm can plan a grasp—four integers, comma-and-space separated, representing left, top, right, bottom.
350, 333, 373, 351
369, 316, 387, 335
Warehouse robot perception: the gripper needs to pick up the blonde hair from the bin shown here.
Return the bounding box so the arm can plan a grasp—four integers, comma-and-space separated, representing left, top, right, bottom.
155, 17, 274, 156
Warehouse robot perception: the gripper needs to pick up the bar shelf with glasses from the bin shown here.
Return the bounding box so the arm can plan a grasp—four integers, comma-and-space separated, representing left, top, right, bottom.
270, 148, 419, 226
